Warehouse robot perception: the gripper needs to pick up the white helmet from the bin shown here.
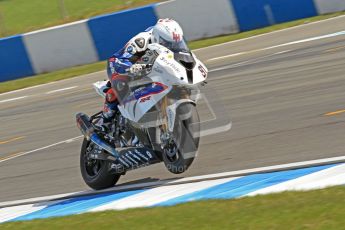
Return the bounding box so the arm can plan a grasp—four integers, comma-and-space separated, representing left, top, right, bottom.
152, 19, 189, 52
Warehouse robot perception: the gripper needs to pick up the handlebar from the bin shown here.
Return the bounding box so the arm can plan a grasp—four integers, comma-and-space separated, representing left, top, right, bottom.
125, 64, 153, 74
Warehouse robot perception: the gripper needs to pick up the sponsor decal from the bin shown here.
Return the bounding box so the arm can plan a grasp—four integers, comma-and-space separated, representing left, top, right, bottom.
134, 149, 149, 161
135, 37, 146, 49
118, 158, 130, 168
172, 32, 181, 42
198, 65, 207, 78
125, 153, 138, 165
133, 82, 168, 101
160, 56, 180, 72
110, 163, 125, 171
121, 156, 133, 166
127, 45, 134, 53
123, 52, 132, 58
129, 151, 141, 161
140, 96, 151, 103
167, 108, 174, 130
146, 151, 153, 159
106, 89, 116, 102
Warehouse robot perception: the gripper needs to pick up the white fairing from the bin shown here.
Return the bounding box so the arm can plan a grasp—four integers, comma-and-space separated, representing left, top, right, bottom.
166, 99, 195, 132
97, 44, 208, 130
93, 80, 108, 98
192, 52, 208, 84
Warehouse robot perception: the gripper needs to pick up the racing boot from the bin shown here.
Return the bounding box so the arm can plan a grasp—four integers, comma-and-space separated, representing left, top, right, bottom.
98, 88, 118, 132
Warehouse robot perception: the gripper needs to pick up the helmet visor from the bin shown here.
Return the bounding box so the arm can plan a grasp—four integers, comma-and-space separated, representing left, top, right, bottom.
158, 36, 189, 53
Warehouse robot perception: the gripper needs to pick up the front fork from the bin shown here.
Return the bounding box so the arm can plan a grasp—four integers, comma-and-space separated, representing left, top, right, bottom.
158, 96, 196, 147
159, 96, 171, 146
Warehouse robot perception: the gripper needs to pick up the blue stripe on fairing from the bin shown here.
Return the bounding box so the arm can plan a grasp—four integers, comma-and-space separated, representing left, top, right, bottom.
11, 189, 146, 222
157, 164, 338, 206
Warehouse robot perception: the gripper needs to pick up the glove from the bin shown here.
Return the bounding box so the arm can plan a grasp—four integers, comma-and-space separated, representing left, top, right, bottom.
129, 64, 146, 75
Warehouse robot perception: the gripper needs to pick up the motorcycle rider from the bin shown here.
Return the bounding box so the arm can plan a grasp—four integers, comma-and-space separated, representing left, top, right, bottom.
101, 18, 186, 126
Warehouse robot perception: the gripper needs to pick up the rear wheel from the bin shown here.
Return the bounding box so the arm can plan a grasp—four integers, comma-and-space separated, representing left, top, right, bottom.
80, 138, 121, 190
163, 104, 200, 174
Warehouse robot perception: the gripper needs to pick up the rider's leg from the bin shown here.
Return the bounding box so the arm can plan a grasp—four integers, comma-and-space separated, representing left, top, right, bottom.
102, 88, 118, 122
97, 87, 118, 133
102, 57, 121, 123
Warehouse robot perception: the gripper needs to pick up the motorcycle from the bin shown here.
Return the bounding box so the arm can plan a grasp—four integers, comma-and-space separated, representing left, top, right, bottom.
76, 43, 208, 190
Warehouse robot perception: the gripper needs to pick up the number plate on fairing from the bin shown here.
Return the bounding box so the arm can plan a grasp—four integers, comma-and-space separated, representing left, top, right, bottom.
118, 82, 170, 122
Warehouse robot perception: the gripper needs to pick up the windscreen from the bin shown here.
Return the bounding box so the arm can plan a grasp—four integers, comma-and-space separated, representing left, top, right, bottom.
159, 36, 190, 53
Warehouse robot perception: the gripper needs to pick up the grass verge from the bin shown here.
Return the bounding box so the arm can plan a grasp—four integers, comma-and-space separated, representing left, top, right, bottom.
0, 61, 106, 94
0, 0, 162, 38
0, 11, 344, 94
1, 186, 344, 229
188, 11, 345, 50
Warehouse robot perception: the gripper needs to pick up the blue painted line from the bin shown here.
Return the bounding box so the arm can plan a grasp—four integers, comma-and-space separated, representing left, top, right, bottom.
11, 189, 146, 222
156, 164, 337, 206
6, 164, 340, 222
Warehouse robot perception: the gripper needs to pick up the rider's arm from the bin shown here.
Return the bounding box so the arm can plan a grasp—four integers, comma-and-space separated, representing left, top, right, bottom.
107, 48, 135, 77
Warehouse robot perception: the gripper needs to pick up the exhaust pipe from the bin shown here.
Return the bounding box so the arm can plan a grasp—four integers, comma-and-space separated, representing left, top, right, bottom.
76, 113, 120, 158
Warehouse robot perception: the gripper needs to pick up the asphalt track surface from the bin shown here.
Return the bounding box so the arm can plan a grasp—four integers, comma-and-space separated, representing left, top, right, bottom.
1, 16, 345, 202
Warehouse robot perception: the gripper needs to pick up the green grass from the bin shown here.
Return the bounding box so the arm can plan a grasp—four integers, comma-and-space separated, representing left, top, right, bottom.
0, 11, 344, 94
0, 0, 161, 37
0, 61, 106, 94
1, 186, 344, 229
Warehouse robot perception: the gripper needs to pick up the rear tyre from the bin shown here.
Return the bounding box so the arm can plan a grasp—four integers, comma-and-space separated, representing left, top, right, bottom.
163, 104, 200, 174
80, 138, 121, 190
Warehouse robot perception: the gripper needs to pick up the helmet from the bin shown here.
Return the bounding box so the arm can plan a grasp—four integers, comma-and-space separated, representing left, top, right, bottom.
152, 19, 189, 52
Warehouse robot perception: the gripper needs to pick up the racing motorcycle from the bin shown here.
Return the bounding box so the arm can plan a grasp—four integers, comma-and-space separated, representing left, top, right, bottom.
76, 43, 208, 190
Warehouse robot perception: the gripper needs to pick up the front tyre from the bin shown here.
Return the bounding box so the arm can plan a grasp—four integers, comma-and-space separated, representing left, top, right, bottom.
163, 104, 200, 174
80, 138, 121, 190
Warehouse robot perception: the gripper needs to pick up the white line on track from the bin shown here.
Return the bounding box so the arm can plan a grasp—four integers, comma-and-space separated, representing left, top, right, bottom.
0, 136, 83, 163
0, 70, 104, 97
194, 14, 345, 52
0, 96, 28, 104
45, 86, 78, 94
0, 82, 57, 97
1, 15, 345, 100
209, 50, 291, 72
207, 30, 345, 62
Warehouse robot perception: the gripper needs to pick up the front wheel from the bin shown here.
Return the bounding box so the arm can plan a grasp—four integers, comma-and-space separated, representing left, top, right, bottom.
163, 104, 200, 174
80, 138, 121, 190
